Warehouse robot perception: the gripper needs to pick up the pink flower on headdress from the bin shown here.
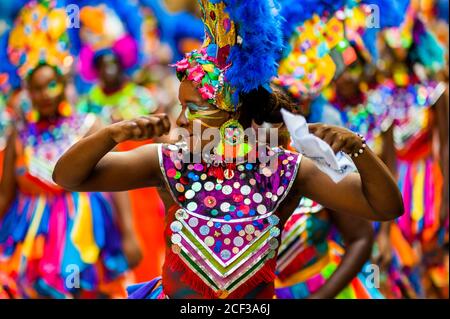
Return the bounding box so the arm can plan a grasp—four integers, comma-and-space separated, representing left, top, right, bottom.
187, 64, 206, 83
174, 58, 190, 72
199, 83, 216, 100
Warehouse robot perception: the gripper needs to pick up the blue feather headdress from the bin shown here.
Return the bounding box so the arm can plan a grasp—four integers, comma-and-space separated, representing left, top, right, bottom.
173, 0, 284, 112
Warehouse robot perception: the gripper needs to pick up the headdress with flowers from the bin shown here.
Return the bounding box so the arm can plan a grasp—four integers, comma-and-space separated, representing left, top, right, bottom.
5, 0, 73, 79
383, 0, 445, 73
68, 0, 144, 84
274, 0, 410, 100
173, 0, 284, 113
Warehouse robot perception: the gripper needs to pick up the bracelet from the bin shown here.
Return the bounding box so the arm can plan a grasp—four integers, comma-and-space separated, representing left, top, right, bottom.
349, 133, 367, 158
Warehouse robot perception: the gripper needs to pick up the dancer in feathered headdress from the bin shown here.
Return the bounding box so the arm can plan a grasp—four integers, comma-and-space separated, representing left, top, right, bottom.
272, 0, 396, 300
67, 0, 159, 123
0, 0, 142, 298
52, 0, 406, 301
376, 0, 449, 299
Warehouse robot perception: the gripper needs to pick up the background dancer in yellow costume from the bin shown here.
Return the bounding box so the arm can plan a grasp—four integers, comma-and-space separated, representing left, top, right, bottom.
0, 0, 139, 298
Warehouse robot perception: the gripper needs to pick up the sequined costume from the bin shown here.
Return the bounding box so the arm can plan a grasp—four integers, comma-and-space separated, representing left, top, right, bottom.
0, 113, 129, 298
77, 82, 158, 124
71, 0, 166, 283
128, 143, 301, 299
275, 199, 384, 299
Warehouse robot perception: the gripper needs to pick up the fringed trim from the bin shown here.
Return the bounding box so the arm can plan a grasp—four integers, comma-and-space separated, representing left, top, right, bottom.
165, 250, 277, 299
165, 251, 217, 298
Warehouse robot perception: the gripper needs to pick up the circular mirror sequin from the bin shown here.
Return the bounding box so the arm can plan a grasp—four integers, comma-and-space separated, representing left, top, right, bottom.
270, 227, 280, 237
188, 217, 199, 228
233, 237, 244, 247
220, 202, 230, 213
199, 225, 210, 236
185, 190, 195, 200
245, 225, 255, 234
204, 182, 214, 191
268, 215, 280, 225
257, 204, 267, 215
222, 185, 233, 195
262, 167, 273, 177
171, 234, 182, 244
175, 209, 188, 220
205, 236, 215, 247
224, 169, 234, 179
244, 198, 251, 205
221, 224, 232, 235
269, 238, 279, 249
277, 186, 285, 196
175, 183, 185, 193
240, 185, 251, 196
253, 193, 263, 203
172, 244, 181, 254
187, 202, 198, 211
170, 221, 183, 233
192, 182, 202, 192
220, 250, 231, 260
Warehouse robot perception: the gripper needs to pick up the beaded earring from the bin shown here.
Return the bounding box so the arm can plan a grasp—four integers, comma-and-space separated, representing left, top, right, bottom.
26, 109, 40, 123
216, 119, 252, 159
58, 100, 72, 117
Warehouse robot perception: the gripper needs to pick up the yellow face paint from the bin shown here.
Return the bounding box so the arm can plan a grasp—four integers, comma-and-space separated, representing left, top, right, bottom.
185, 105, 223, 128
46, 80, 64, 98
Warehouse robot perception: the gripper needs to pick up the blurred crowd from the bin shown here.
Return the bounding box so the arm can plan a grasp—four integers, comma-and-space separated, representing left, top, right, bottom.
0, 0, 448, 299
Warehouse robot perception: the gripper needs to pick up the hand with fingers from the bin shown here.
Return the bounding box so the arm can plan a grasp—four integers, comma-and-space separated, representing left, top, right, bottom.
107, 114, 171, 144
308, 123, 367, 157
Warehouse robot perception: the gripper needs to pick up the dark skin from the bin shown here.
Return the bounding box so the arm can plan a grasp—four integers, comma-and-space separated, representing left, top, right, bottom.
252, 118, 375, 299
0, 65, 142, 268
383, 45, 449, 232
308, 211, 374, 299
95, 54, 125, 94
334, 62, 396, 269
53, 79, 403, 298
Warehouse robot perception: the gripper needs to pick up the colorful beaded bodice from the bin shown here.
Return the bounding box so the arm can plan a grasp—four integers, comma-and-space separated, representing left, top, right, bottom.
78, 82, 157, 124
159, 143, 301, 298
17, 113, 95, 193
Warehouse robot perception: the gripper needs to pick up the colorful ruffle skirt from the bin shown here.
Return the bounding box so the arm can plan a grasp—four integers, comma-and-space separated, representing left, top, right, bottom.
0, 191, 129, 298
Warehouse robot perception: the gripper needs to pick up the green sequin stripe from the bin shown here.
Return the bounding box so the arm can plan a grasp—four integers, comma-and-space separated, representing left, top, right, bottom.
180, 225, 271, 274
179, 250, 220, 291
278, 216, 307, 254
179, 244, 271, 294
226, 253, 270, 293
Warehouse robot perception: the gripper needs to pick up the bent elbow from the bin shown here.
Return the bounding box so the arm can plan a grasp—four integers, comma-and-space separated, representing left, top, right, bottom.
52, 164, 77, 191
378, 201, 404, 221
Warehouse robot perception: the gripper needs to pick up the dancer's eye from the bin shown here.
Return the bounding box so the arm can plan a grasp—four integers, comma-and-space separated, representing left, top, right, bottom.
187, 102, 212, 112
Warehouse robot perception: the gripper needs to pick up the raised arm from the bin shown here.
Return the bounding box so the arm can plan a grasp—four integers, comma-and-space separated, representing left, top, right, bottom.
0, 129, 17, 218
308, 210, 374, 299
53, 115, 171, 192
291, 124, 404, 222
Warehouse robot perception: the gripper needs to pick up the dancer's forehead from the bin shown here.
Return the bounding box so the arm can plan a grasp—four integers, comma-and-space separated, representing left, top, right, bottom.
28, 65, 59, 88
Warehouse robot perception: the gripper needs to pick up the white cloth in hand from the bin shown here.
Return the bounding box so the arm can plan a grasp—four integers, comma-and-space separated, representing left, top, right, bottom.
281, 109, 357, 183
